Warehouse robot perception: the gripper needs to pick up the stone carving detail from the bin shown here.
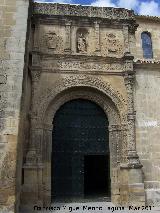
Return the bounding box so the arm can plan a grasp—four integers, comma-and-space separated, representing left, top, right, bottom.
64, 19, 72, 52
76, 29, 88, 53
124, 74, 142, 167
0, 152, 15, 187
41, 59, 125, 72
44, 31, 63, 53
25, 150, 37, 165
94, 21, 100, 52
101, 33, 123, 57
34, 3, 135, 20
32, 75, 127, 127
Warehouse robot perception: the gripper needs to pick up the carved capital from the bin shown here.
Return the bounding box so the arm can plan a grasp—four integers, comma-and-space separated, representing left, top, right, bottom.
124, 61, 133, 72
25, 150, 37, 166
109, 124, 121, 132
64, 18, 72, 26
128, 23, 139, 34
124, 74, 135, 87
127, 112, 136, 121
31, 70, 41, 82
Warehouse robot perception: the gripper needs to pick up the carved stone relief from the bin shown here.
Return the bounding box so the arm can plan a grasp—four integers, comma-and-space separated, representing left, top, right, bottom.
0, 152, 15, 187
76, 29, 88, 53
101, 33, 124, 57
31, 75, 127, 128
34, 3, 135, 20
43, 31, 64, 53
41, 59, 125, 72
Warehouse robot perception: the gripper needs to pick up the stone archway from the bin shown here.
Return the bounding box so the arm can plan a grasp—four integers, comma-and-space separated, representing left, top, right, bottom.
22, 75, 145, 209
41, 86, 125, 205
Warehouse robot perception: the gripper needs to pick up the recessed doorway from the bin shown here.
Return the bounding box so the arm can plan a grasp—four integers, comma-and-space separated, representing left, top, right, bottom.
51, 99, 110, 201
84, 155, 110, 198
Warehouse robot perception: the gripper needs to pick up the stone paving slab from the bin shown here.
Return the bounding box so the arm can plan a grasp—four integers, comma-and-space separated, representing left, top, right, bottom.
32, 202, 160, 213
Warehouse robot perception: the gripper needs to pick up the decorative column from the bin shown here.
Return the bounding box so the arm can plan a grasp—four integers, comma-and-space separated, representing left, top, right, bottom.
94, 20, 100, 53
124, 73, 142, 167
119, 58, 145, 206
64, 19, 72, 53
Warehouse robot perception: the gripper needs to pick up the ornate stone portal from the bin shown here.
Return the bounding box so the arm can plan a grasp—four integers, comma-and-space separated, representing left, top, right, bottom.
20, 2, 145, 211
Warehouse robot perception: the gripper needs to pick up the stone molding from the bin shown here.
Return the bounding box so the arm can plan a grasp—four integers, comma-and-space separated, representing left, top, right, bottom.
33, 3, 135, 20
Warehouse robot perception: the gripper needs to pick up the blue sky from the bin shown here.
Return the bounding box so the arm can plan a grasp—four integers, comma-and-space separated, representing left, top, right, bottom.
35, 0, 160, 16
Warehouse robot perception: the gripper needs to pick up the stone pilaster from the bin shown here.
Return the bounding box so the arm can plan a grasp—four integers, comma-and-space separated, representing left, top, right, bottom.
64, 19, 72, 53
124, 74, 142, 168
32, 20, 40, 51
123, 25, 130, 55
109, 124, 122, 205
94, 20, 100, 53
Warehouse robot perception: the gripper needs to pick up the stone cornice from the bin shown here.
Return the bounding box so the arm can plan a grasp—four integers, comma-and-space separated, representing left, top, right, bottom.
33, 2, 135, 21
136, 15, 160, 22
134, 59, 160, 64
134, 59, 160, 69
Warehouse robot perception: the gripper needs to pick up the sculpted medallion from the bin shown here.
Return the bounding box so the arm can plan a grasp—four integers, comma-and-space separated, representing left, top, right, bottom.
44, 31, 64, 53
101, 33, 124, 57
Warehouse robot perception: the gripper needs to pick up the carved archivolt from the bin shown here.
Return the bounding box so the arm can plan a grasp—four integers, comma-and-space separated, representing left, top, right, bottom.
32, 75, 127, 126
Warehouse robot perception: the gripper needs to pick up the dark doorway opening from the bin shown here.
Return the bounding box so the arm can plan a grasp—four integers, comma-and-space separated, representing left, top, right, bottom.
84, 155, 110, 198
51, 99, 110, 201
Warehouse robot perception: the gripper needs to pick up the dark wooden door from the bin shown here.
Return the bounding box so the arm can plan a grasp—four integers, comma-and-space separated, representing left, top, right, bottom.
51, 99, 110, 200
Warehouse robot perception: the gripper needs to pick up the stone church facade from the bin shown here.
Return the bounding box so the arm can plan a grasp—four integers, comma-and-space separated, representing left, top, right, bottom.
0, 1, 160, 212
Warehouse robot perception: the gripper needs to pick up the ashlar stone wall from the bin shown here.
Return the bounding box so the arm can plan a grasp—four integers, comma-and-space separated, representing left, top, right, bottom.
134, 17, 160, 205
0, 0, 30, 212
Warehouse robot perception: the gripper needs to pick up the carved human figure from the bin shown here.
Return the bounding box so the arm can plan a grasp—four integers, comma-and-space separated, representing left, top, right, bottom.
77, 33, 87, 53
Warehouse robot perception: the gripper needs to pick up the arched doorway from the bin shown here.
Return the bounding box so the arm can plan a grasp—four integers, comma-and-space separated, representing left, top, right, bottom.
51, 99, 110, 201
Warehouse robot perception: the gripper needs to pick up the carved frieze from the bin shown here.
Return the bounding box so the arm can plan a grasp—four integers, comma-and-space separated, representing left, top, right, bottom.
101, 33, 124, 57
41, 59, 125, 72
34, 3, 135, 20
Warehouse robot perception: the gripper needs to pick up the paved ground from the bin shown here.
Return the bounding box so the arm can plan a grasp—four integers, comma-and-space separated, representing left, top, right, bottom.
32, 202, 160, 213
